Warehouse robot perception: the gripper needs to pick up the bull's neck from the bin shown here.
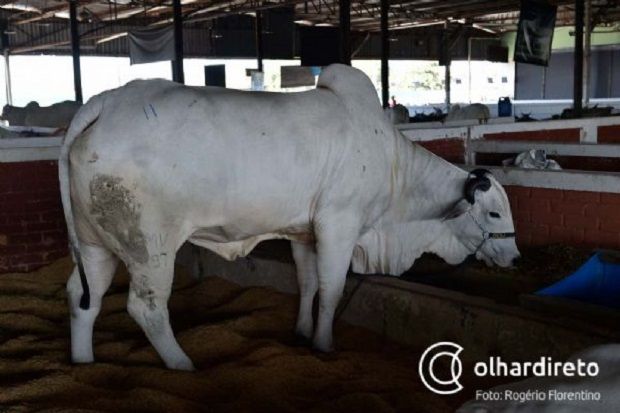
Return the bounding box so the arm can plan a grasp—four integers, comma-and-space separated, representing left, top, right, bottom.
390, 134, 469, 221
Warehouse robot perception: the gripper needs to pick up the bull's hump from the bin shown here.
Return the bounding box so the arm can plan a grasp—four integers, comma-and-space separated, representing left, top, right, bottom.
317, 64, 387, 131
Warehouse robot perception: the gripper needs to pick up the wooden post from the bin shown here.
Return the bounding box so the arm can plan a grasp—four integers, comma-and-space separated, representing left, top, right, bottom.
380, 0, 389, 108
573, 0, 584, 117
339, 0, 351, 65
171, 0, 184, 83
255, 10, 263, 72
69, 0, 83, 103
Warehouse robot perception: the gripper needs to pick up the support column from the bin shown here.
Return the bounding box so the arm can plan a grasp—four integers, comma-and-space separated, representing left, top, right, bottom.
339, 0, 351, 65
380, 0, 389, 108
4, 50, 12, 105
573, 0, 584, 117
69, 0, 82, 104
443, 23, 451, 109
171, 0, 184, 83
583, 0, 591, 106
255, 10, 263, 72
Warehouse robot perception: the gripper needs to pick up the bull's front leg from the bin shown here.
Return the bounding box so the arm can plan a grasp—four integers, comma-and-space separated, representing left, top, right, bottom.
291, 242, 318, 341
312, 213, 360, 352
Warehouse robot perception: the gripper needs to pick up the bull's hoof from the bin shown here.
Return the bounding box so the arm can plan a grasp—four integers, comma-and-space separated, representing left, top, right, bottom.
166, 357, 196, 371
313, 346, 339, 361
71, 354, 94, 364
311, 338, 334, 353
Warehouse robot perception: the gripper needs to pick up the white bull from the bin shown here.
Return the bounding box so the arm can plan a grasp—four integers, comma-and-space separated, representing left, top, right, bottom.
384, 104, 410, 124
2, 100, 81, 128
59, 64, 519, 370
445, 103, 490, 124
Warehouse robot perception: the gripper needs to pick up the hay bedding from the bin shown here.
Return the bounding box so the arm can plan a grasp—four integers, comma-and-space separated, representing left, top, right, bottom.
0, 257, 451, 413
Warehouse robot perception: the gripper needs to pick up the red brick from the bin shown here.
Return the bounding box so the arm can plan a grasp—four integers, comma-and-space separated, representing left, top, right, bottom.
520, 198, 551, 213
601, 193, 620, 204
530, 187, 563, 200
27, 242, 65, 253
530, 225, 550, 246
483, 129, 579, 142
505, 186, 531, 198
604, 219, 620, 232
584, 204, 619, 219
9, 253, 45, 266
25, 221, 63, 232
39, 211, 64, 222
570, 228, 586, 244
3, 211, 41, 222
548, 226, 568, 243
533, 211, 563, 226
512, 210, 530, 224
515, 229, 532, 246
564, 214, 598, 230
9, 233, 42, 244
598, 125, 620, 143
0, 245, 27, 254
563, 190, 600, 203
551, 200, 586, 215
0, 223, 26, 233
584, 229, 620, 248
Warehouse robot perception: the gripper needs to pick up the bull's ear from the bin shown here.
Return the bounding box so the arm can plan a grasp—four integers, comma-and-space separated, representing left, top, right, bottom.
443, 198, 472, 220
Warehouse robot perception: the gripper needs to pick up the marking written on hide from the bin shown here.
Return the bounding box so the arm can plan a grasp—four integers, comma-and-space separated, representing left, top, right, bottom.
144, 232, 168, 249
142, 104, 158, 120
150, 252, 169, 269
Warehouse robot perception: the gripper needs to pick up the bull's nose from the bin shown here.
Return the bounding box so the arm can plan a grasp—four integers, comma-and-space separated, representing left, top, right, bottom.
511, 254, 522, 267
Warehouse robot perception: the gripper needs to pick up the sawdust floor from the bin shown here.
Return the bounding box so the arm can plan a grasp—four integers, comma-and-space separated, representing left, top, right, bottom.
0, 257, 454, 413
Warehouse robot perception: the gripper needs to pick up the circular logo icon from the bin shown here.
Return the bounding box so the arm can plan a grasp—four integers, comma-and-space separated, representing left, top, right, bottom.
418, 341, 464, 395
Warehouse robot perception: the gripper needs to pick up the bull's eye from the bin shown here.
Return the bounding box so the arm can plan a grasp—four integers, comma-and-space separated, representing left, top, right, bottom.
489, 212, 501, 219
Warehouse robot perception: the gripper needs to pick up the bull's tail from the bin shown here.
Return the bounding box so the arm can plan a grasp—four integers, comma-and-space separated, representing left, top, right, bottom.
59, 93, 107, 310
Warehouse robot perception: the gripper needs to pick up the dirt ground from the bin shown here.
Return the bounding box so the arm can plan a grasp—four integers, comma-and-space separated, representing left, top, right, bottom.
0, 257, 456, 413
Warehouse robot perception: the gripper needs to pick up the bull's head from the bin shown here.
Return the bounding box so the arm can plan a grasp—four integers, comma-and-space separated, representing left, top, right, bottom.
443, 169, 520, 267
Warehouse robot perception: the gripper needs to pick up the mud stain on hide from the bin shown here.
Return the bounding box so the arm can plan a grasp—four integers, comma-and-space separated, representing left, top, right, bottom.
89, 174, 149, 264
135, 274, 157, 311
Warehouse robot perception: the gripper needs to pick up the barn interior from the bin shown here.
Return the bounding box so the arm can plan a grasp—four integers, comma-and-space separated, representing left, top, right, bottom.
1, 0, 620, 412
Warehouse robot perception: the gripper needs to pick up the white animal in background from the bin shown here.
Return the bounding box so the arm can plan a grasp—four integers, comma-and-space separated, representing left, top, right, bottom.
458, 344, 620, 413
445, 103, 490, 124
384, 103, 410, 124
503, 149, 562, 170
2, 100, 81, 128
59, 64, 520, 370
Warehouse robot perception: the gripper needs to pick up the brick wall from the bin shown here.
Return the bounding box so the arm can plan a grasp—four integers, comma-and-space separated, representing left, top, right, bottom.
418, 138, 465, 164
598, 125, 620, 143
483, 128, 580, 142
506, 185, 620, 249
0, 161, 68, 273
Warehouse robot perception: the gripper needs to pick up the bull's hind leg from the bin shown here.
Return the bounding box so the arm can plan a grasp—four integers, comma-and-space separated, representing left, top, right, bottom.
125, 239, 194, 371
312, 213, 360, 352
291, 242, 318, 340
67, 243, 118, 363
